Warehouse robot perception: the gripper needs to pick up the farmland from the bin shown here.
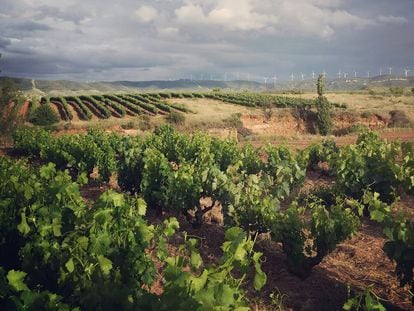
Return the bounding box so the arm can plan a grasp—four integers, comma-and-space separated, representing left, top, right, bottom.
1, 88, 414, 310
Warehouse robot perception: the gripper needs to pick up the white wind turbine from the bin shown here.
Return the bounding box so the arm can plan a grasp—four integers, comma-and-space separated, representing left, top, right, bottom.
388, 67, 393, 75
272, 75, 278, 88
337, 70, 342, 79
354, 71, 358, 78
312, 71, 316, 79
290, 73, 295, 81
301, 73, 305, 80
263, 77, 268, 87
404, 68, 411, 78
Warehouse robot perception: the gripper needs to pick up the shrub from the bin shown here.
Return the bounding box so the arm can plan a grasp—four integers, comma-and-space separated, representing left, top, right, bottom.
166, 111, 186, 125
388, 110, 413, 128
223, 113, 243, 129
315, 75, 332, 135
28, 104, 59, 126
389, 87, 404, 97
262, 101, 273, 121
139, 115, 152, 131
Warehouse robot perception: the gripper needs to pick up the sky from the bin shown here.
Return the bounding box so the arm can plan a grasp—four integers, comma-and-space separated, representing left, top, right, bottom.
0, 0, 413, 82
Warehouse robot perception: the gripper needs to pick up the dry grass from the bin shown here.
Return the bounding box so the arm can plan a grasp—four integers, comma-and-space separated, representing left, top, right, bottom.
286, 92, 414, 114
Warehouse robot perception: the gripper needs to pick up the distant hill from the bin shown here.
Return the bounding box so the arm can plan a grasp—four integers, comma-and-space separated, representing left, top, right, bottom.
274, 75, 414, 92
0, 77, 262, 95
1, 75, 413, 95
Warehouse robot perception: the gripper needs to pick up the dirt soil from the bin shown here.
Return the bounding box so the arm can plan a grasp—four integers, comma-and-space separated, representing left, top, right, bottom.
17, 101, 30, 119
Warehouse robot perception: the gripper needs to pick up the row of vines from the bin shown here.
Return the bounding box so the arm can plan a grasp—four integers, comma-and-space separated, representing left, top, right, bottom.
39, 92, 334, 122
2, 126, 414, 309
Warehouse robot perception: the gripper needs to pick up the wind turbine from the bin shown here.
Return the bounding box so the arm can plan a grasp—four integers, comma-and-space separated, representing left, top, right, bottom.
337, 70, 342, 79
290, 73, 294, 81
404, 68, 411, 78
343, 72, 348, 79
322, 70, 326, 78
272, 75, 278, 88
388, 67, 393, 75
379, 68, 383, 76
354, 71, 358, 78
312, 71, 316, 79
263, 77, 268, 87
301, 73, 305, 80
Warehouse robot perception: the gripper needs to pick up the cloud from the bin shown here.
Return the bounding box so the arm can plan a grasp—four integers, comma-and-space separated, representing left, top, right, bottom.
377, 15, 408, 25
0, 0, 412, 81
175, 3, 206, 24
135, 5, 158, 23
173, 0, 376, 37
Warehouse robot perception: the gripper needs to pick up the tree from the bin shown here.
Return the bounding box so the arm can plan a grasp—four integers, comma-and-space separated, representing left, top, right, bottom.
315, 74, 332, 135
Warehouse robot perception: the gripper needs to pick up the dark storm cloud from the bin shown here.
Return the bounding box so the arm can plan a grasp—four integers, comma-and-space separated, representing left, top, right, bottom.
0, 0, 413, 81
13, 21, 52, 32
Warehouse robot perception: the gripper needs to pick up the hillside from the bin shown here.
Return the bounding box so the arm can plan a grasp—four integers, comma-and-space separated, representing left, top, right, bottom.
1, 75, 413, 95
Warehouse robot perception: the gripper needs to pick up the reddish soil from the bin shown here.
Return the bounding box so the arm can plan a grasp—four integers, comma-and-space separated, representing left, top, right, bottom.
17, 101, 30, 119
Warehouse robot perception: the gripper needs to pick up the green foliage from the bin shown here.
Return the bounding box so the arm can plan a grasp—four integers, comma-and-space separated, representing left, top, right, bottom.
315, 96, 332, 136
270, 197, 360, 278
317, 74, 325, 96
144, 227, 266, 310
0, 157, 180, 310
79, 95, 111, 119
343, 285, 386, 311
315, 74, 332, 135
0, 78, 25, 133
0, 157, 265, 309
331, 131, 400, 203
64, 96, 93, 120
28, 104, 59, 126
363, 192, 414, 303
13, 128, 118, 181
305, 139, 338, 171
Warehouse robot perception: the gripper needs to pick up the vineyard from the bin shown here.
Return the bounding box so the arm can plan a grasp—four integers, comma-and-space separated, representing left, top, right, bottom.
33, 92, 328, 122
1, 126, 414, 310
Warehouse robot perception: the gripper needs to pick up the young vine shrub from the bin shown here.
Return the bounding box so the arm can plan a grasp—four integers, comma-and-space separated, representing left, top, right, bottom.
270, 197, 360, 279
142, 227, 266, 309
12, 128, 52, 156
304, 139, 338, 172
28, 104, 60, 126
13, 128, 117, 182
398, 141, 414, 194
364, 191, 414, 304
0, 157, 182, 310
331, 131, 400, 203
140, 148, 174, 212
